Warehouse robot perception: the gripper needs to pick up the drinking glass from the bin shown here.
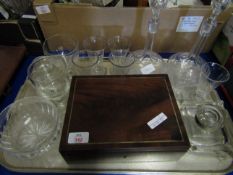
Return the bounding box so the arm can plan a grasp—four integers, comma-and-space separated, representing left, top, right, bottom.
27, 56, 70, 103
43, 33, 78, 75
108, 36, 134, 75
197, 62, 230, 98
82, 36, 106, 75
72, 50, 99, 75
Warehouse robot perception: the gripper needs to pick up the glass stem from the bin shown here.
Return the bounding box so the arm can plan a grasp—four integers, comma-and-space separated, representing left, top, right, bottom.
188, 34, 208, 59
143, 29, 155, 54
187, 0, 231, 62
188, 16, 217, 63
143, 16, 158, 55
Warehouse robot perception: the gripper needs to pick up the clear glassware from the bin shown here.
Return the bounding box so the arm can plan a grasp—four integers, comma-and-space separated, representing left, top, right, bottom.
108, 35, 134, 75
81, 36, 107, 75
130, 0, 168, 75
195, 104, 224, 133
197, 62, 230, 99
0, 97, 59, 158
169, 0, 231, 63
72, 50, 99, 75
181, 103, 227, 147
43, 33, 78, 75
27, 56, 70, 103
168, 0, 231, 97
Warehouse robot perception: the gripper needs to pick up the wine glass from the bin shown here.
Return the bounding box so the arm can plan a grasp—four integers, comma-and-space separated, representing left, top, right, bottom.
108, 35, 134, 75
43, 33, 78, 76
82, 36, 107, 75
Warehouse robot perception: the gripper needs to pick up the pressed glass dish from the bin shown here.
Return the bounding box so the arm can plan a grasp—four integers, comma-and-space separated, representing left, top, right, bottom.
0, 97, 59, 159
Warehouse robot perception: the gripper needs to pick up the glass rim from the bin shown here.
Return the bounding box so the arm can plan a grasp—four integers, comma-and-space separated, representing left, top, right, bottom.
27, 55, 67, 83
43, 33, 78, 56
201, 62, 230, 84
82, 36, 106, 51
107, 35, 131, 49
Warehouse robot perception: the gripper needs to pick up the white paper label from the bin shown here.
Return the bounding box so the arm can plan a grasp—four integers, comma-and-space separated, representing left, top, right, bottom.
22, 15, 37, 19
176, 16, 204, 32
140, 64, 155, 74
68, 132, 89, 144
35, 5, 51, 15
147, 113, 168, 130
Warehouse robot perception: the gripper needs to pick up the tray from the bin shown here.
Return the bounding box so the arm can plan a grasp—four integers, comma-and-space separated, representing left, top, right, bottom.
0, 60, 233, 174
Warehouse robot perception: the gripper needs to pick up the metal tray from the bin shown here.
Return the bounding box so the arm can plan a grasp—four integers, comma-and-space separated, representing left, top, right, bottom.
0, 60, 233, 174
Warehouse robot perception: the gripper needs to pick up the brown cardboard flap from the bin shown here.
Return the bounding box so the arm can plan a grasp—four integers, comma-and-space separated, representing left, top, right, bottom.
33, 0, 233, 52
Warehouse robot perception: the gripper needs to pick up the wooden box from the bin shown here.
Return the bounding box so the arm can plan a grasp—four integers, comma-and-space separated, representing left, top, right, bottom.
59, 75, 190, 160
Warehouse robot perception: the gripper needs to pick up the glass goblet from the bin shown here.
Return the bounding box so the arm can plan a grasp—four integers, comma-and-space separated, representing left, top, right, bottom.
43, 33, 78, 75
72, 50, 99, 75
82, 36, 107, 75
108, 36, 134, 75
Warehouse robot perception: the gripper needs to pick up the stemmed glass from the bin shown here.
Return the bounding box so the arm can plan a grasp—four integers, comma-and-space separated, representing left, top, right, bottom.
43, 33, 78, 76
83, 36, 107, 75
108, 35, 134, 75
131, 0, 168, 75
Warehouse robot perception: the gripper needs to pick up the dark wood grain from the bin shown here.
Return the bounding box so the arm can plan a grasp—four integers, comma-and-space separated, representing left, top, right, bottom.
0, 45, 26, 96
60, 75, 190, 160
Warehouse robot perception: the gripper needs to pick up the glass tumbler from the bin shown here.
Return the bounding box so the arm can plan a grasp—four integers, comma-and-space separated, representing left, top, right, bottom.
43, 33, 78, 75
197, 62, 230, 98
27, 56, 70, 103
82, 36, 106, 75
108, 36, 134, 75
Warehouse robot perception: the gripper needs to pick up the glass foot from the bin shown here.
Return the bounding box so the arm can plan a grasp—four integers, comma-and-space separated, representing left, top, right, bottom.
129, 50, 162, 74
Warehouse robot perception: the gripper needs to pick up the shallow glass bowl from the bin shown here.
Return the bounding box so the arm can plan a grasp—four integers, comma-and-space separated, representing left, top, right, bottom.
0, 97, 59, 158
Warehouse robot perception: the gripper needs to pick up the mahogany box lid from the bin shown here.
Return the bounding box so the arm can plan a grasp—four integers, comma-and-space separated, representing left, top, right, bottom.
59, 75, 190, 158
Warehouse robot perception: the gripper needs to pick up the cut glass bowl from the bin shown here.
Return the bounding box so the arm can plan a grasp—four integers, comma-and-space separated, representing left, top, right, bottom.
0, 97, 59, 158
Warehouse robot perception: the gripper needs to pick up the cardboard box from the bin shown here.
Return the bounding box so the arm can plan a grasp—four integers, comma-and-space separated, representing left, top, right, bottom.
33, 0, 233, 53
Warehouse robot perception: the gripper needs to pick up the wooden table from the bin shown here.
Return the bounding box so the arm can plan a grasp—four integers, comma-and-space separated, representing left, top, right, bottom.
0, 45, 26, 97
